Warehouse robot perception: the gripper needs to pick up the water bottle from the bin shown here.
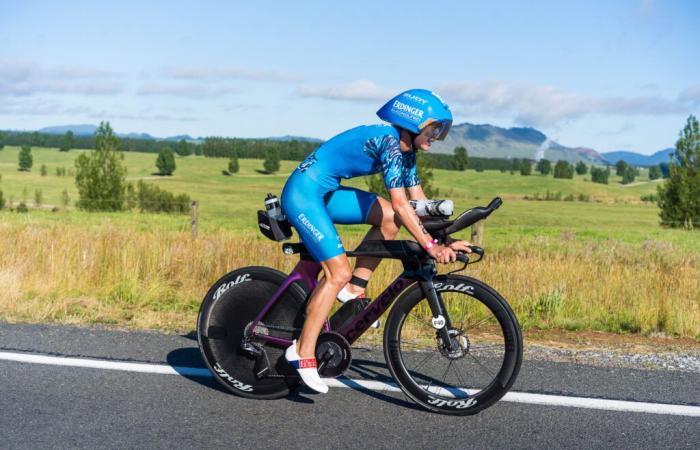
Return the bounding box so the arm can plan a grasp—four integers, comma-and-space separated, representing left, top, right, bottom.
264, 193, 284, 220
409, 199, 454, 217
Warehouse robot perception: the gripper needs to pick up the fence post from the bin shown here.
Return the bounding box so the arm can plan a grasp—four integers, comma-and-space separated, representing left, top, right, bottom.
471, 220, 484, 247
190, 200, 199, 239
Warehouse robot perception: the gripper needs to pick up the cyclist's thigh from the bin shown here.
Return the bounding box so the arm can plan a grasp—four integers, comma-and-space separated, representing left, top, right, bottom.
282, 174, 345, 262
324, 186, 378, 225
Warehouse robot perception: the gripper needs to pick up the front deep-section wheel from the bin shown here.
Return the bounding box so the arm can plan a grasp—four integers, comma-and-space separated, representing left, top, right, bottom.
197, 266, 309, 399
384, 275, 522, 415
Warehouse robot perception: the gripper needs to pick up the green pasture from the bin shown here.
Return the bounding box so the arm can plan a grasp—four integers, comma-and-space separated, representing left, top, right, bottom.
1, 145, 697, 252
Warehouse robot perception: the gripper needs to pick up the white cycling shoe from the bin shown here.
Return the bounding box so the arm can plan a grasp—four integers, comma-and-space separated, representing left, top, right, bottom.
285, 340, 328, 394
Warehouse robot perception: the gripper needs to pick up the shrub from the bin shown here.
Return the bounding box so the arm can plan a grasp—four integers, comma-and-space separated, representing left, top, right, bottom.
649, 165, 661, 180
40, 164, 48, 176
575, 161, 588, 175
553, 161, 574, 179
590, 167, 610, 184
134, 180, 191, 214
263, 148, 280, 173
17, 202, 28, 213
520, 159, 532, 176
156, 147, 176, 175
621, 165, 636, 184
453, 146, 467, 171
536, 159, 551, 175
228, 154, 239, 174
34, 189, 43, 207
0, 189, 5, 209
61, 189, 70, 208
18, 146, 32, 171
615, 160, 628, 176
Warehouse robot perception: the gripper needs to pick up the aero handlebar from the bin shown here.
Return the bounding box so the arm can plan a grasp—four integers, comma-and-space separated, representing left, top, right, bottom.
442, 197, 503, 236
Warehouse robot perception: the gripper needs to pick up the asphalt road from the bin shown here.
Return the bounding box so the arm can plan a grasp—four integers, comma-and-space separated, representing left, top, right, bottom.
1, 322, 698, 449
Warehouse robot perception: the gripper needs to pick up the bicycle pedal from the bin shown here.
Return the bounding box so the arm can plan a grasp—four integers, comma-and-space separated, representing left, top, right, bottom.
253, 350, 271, 380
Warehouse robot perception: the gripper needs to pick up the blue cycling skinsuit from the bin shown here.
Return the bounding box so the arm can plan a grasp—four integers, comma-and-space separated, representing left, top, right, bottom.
281, 124, 419, 262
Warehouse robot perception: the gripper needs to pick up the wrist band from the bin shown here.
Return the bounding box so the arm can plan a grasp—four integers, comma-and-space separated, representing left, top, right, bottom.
423, 239, 438, 251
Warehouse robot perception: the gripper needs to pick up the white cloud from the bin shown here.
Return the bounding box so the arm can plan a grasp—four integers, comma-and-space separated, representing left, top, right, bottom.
136, 83, 239, 98
163, 65, 301, 82
436, 80, 687, 127
679, 85, 700, 106
0, 97, 195, 121
0, 59, 123, 96
296, 80, 394, 102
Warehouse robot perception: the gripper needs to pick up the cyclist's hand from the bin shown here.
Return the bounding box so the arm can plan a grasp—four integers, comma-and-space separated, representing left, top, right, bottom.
448, 240, 473, 253
428, 244, 457, 264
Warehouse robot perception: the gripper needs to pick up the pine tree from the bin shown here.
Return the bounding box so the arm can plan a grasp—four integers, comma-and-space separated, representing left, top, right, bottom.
590, 167, 610, 184
175, 139, 192, 157
649, 165, 661, 180
537, 159, 552, 175
575, 161, 588, 175
60, 131, 74, 152
263, 148, 280, 173
156, 147, 176, 175
18, 146, 33, 171
657, 115, 700, 229
520, 159, 532, 176
621, 165, 636, 184
615, 160, 628, 176
452, 146, 468, 171
553, 160, 574, 179
228, 153, 240, 174
74, 121, 127, 211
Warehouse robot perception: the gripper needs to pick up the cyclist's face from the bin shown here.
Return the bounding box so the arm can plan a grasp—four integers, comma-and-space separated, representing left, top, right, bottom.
413, 123, 442, 152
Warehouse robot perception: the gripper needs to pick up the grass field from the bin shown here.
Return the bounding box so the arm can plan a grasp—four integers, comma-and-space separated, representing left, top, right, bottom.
1, 145, 698, 339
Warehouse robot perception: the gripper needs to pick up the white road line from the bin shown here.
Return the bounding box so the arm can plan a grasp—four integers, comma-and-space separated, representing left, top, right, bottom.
2, 351, 699, 417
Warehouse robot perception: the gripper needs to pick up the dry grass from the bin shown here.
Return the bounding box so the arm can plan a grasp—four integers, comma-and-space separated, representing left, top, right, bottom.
0, 221, 698, 339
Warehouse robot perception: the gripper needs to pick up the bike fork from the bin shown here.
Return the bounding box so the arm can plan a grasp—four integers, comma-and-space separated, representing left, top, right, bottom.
419, 280, 460, 352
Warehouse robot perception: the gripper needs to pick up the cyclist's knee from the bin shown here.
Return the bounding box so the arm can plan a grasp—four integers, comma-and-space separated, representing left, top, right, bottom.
323, 264, 352, 288
381, 210, 401, 237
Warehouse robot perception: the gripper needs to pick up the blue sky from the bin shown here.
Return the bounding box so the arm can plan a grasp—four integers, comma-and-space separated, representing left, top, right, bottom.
1, 0, 698, 154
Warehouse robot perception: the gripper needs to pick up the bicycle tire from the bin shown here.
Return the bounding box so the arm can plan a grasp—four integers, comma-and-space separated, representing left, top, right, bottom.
197, 266, 309, 399
384, 275, 522, 415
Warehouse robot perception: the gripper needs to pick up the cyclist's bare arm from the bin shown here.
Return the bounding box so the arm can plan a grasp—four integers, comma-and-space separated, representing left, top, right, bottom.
388, 187, 456, 263
404, 185, 473, 254
406, 184, 428, 202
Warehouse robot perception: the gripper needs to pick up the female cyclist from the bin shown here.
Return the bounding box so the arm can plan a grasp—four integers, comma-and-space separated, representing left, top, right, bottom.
281, 89, 472, 393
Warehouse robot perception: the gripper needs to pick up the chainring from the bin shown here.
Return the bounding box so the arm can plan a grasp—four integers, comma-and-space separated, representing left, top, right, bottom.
315, 331, 352, 377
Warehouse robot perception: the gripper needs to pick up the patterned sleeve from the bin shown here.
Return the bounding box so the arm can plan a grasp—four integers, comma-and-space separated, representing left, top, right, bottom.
379, 135, 408, 190
402, 151, 420, 187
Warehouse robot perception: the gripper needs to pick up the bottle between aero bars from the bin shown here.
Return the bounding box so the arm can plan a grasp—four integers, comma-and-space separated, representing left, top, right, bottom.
409, 199, 454, 217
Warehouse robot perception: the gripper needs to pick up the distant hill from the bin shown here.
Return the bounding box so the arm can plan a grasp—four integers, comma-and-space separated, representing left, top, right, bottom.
602, 148, 675, 167
431, 122, 607, 164
39, 124, 97, 135
267, 135, 324, 143
33, 125, 322, 144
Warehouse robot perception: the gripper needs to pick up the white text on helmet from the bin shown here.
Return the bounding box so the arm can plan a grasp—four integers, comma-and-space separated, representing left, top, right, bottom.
402, 93, 428, 104
392, 100, 424, 119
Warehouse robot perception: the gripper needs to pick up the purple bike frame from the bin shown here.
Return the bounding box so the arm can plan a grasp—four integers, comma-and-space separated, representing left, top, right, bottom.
250, 259, 414, 347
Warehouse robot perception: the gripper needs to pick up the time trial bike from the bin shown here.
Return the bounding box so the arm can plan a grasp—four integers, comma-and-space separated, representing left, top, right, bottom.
196, 197, 522, 415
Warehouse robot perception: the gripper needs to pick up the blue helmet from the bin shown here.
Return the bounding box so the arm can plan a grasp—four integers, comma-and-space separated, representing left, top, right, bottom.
377, 89, 453, 140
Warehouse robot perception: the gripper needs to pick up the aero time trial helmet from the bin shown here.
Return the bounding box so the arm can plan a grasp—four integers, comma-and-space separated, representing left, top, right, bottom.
377, 89, 453, 140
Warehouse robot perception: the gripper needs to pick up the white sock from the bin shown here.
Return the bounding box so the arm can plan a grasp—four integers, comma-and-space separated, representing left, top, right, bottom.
336, 286, 359, 303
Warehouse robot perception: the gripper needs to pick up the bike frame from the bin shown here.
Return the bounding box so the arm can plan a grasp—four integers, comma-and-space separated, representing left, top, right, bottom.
249, 257, 455, 349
